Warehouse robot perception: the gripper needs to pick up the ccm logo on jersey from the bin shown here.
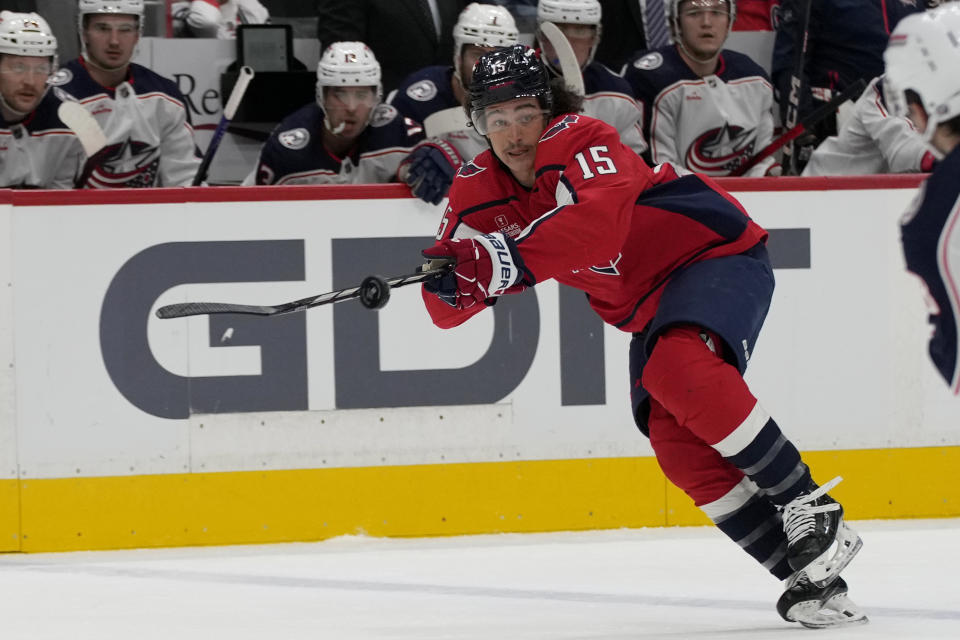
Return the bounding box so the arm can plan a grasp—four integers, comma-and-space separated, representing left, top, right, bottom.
540, 114, 579, 142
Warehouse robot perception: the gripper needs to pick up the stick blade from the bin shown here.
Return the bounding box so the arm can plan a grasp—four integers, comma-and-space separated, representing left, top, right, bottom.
156, 302, 279, 319
57, 101, 107, 157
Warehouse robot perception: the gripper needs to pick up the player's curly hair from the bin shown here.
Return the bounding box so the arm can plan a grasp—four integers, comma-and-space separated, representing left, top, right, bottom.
547, 78, 584, 118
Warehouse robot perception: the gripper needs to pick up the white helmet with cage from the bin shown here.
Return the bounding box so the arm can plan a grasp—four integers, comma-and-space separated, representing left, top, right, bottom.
452, 3, 519, 73
0, 11, 58, 62
668, 0, 736, 54
316, 41, 382, 133
883, 4, 960, 147
536, 0, 602, 68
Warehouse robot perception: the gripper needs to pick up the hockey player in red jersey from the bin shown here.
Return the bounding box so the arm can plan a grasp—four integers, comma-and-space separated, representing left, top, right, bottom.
420, 44, 867, 628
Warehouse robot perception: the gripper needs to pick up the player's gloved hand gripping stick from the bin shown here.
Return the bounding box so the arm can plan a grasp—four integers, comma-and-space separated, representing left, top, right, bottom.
421, 232, 529, 309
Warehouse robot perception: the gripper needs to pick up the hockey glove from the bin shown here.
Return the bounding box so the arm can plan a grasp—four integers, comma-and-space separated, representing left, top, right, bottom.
421, 233, 529, 309
401, 138, 462, 205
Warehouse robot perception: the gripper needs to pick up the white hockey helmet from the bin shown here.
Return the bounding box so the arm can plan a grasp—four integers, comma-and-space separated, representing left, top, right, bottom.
316, 41, 382, 132
78, 0, 145, 21
316, 41, 382, 96
537, 0, 601, 26
536, 0, 602, 68
0, 11, 58, 61
78, 0, 145, 54
452, 3, 520, 72
668, 0, 736, 38
883, 4, 960, 146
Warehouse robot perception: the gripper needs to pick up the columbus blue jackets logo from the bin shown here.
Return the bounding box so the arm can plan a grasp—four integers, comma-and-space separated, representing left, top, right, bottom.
458, 161, 486, 177
83, 138, 161, 188
279, 127, 310, 150
540, 114, 579, 141
406, 80, 438, 102
370, 104, 398, 128
633, 52, 663, 71
684, 124, 756, 175
47, 68, 73, 87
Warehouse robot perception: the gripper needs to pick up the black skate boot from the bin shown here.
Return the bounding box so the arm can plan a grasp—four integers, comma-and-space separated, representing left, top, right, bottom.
777, 572, 868, 628
781, 476, 862, 587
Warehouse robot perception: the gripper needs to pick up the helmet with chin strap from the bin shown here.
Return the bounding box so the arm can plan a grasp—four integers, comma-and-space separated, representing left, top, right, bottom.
883, 4, 960, 152
668, 0, 735, 63
316, 41, 382, 133
0, 11, 58, 117
77, 0, 144, 61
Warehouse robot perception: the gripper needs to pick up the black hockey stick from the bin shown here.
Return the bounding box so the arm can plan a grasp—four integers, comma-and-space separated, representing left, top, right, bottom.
155, 265, 451, 319
781, 0, 813, 175
192, 65, 255, 186
730, 78, 867, 177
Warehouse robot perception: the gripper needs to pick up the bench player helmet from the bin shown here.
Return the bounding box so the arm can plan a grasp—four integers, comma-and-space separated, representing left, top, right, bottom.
78, 0, 144, 58
668, 0, 736, 61
78, 0, 145, 29
453, 3, 519, 83
316, 41, 382, 132
536, 0, 602, 66
469, 44, 552, 133
0, 11, 58, 65
883, 4, 960, 149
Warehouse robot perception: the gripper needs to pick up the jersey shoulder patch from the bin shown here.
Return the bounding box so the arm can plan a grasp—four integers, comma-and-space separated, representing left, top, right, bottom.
406, 79, 438, 102
540, 114, 581, 142
370, 103, 399, 128
458, 160, 487, 178
278, 127, 310, 150
48, 67, 73, 87
632, 52, 663, 71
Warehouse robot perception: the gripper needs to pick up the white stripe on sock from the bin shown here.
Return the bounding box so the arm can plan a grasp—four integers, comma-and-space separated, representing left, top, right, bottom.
711, 402, 770, 457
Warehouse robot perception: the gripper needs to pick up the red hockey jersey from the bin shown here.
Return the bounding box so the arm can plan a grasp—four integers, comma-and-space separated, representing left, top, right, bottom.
423, 114, 768, 333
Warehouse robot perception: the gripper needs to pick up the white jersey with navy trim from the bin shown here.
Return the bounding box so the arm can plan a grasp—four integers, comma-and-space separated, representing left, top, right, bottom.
50, 58, 201, 188
803, 76, 934, 177
573, 62, 648, 156
250, 102, 423, 186
0, 91, 85, 189
623, 46, 777, 177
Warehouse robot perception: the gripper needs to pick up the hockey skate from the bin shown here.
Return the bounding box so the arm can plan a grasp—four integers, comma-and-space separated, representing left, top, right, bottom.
777, 571, 868, 628
782, 476, 862, 587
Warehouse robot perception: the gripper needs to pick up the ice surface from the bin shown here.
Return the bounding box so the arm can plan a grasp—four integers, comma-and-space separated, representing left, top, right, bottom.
1, 519, 957, 639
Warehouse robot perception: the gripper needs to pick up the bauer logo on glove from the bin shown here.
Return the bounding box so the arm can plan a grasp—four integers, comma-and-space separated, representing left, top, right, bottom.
421, 232, 531, 309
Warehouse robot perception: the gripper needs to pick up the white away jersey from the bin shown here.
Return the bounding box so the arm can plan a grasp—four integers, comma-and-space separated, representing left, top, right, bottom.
624, 46, 777, 176
803, 76, 935, 176
0, 91, 84, 189
50, 58, 201, 188
570, 62, 648, 156
251, 102, 422, 186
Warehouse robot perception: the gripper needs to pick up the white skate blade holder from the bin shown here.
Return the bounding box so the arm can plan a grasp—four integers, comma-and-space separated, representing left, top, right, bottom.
804, 520, 863, 587
785, 476, 864, 587
789, 592, 869, 629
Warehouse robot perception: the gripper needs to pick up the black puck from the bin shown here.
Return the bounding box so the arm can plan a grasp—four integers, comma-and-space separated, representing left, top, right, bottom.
359, 275, 391, 309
